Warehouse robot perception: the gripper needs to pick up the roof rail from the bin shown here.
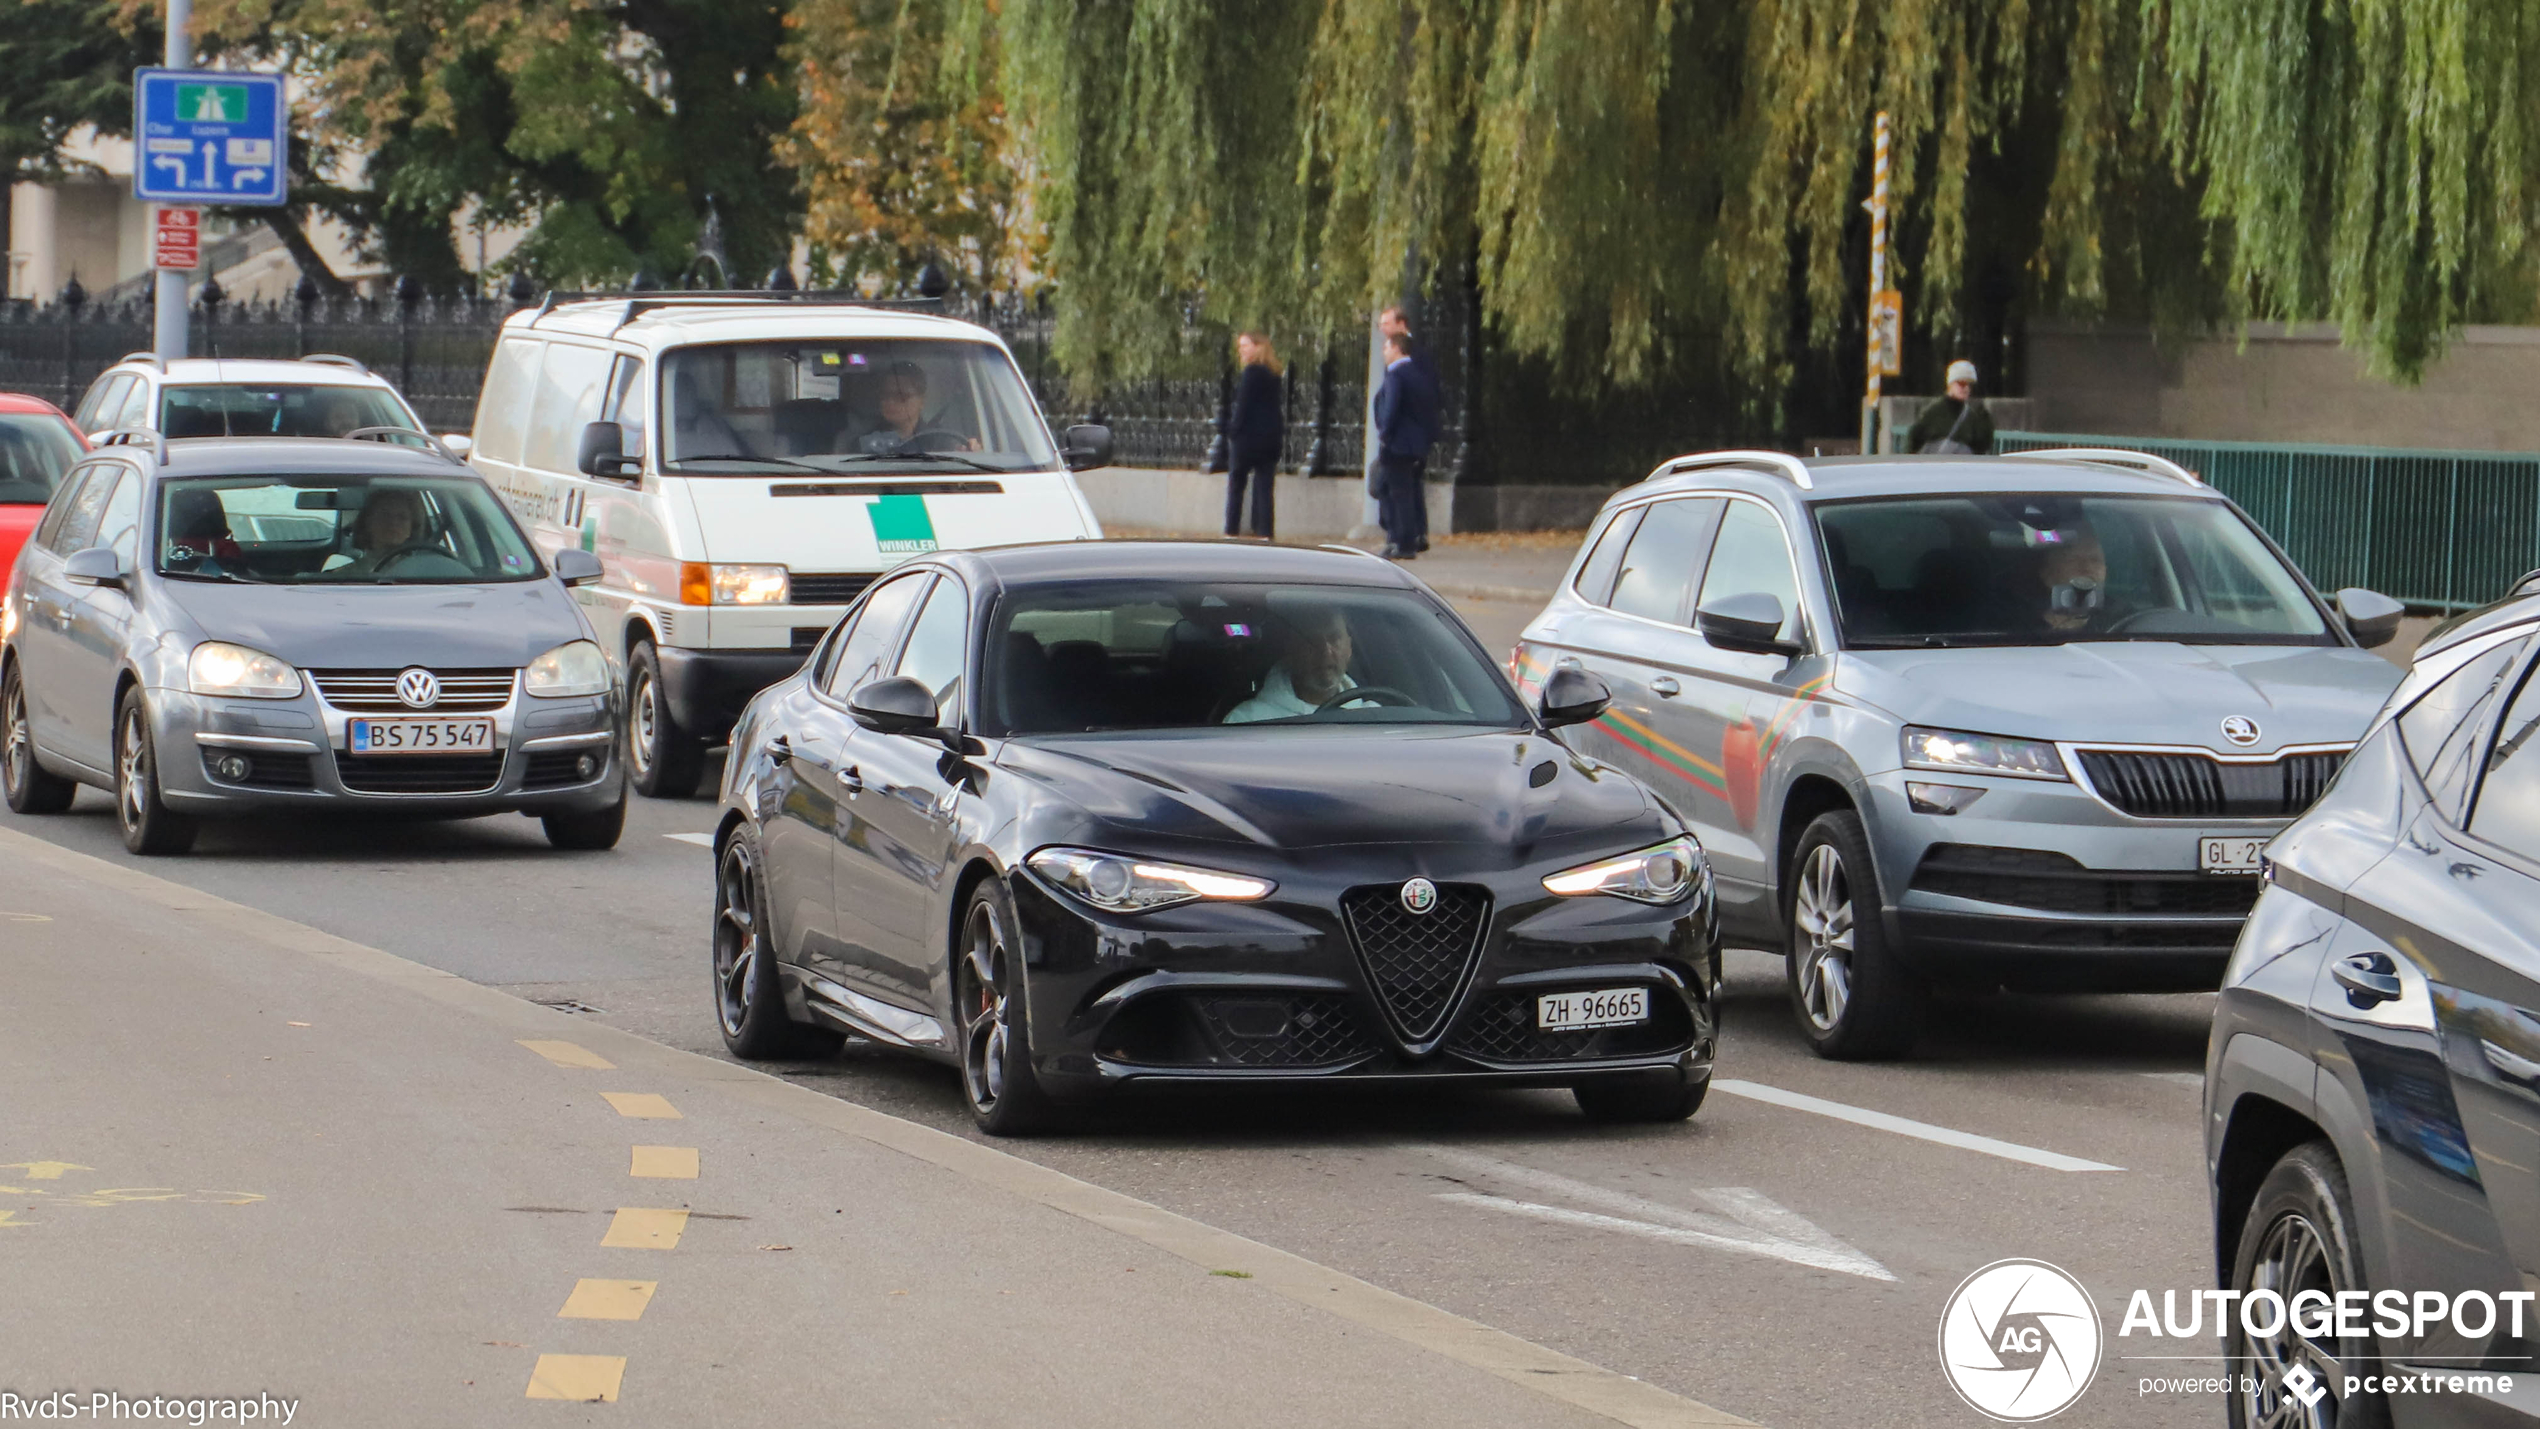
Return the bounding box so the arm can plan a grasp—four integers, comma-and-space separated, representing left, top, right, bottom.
2005, 446, 2202, 487
89, 427, 168, 464
1316, 542, 1387, 562
300, 353, 370, 374
1662, 449, 1815, 491
342, 426, 463, 463
116, 351, 164, 371
524, 289, 949, 330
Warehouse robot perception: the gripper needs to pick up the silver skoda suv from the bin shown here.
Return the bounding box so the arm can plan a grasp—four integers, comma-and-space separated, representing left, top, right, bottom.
1513, 448, 2407, 1057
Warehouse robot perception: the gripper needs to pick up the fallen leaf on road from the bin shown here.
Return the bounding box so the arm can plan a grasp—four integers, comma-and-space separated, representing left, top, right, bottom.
288, 1022, 310, 1028
1211, 1270, 1253, 1279
758, 1244, 791, 1251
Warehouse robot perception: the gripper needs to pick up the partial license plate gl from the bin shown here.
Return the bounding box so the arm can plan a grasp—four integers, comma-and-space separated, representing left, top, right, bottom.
348, 717, 496, 755
2200, 835, 2267, 875
1538, 987, 1648, 1032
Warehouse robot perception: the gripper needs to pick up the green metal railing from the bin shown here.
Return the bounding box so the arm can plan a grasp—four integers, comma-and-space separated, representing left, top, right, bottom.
1998, 431, 2540, 611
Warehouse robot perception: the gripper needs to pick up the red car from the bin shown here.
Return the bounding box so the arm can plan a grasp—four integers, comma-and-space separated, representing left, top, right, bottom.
0, 394, 87, 580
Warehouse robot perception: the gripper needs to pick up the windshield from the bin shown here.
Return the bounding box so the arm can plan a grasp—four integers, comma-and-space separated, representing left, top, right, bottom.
984, 581, 1527, 735
156, 473, 544, 584
161, 384, 421, 440
0, 413, 83, 504
661, 339, 1059, 473
1814, 493, 2334, 647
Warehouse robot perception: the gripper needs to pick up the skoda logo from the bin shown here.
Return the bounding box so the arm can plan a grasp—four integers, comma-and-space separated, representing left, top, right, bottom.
1938, 1258, 2102, 1422
1400, 878, 1438, 915
396, 668, 441, 710
2220, 715, 2262, 747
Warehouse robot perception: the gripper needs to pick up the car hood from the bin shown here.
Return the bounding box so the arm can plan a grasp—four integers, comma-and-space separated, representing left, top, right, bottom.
1836, 642, 2403, 753
160, 579, 592, 669
996, 725, 1658, 854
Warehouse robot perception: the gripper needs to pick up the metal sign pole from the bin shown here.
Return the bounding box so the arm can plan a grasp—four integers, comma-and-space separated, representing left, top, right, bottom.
152, 0, 194, 363
1859, 111, 1889, 455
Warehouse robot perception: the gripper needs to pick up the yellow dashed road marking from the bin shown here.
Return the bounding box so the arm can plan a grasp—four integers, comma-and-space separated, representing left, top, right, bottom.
0, 1162, 90, 1180
558, 1279, 657, 1321
600, 1092, 680, 1119
629, 1146, 698, 1179
519, 1040, 614, 1070
525, 1354, 625, 1402
600, 1208, 688, 1249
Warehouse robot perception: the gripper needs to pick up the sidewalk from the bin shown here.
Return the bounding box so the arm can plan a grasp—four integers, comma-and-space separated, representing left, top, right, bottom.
0, 827, 1741, 1428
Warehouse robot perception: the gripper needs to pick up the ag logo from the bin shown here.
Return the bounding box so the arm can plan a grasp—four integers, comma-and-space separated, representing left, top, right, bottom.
1399, 878, 1438, 914
1938, 1259, 2102, 1422
2220, 715, 2262, 747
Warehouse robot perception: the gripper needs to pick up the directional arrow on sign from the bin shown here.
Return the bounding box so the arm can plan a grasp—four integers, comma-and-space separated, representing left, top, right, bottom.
232, 167, 267, 188
151, 156, 189, 187
0, 1162, 93, 1180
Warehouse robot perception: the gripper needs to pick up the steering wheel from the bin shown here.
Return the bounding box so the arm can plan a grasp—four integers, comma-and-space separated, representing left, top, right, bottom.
373, 543, 455, 574
896, 429, 974, 454
2100, 607, 2169, 634
1315, 685, 1417, 713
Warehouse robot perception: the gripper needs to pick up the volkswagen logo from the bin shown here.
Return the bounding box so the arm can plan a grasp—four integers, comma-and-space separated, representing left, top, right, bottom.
2220, 715, 2262, 747
396, 668, 441, 710
1400, 878, 1438, 915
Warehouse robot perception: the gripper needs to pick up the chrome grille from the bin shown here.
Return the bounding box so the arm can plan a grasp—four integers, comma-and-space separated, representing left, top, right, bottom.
2075, 749, 2347, 819
310, 668, 516, 713
1338, 883, 1490, 1044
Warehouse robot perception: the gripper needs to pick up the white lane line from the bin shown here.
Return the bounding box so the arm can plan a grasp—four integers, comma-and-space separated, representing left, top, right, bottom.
1421, 1145, 1893, 1281
1711, 1079, 2122, 1173
662, 832, 714, 847
2140, 1072, 2205, 1089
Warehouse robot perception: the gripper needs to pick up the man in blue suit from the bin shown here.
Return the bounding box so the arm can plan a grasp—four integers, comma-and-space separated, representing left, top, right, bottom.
1371, 330, 1439, 560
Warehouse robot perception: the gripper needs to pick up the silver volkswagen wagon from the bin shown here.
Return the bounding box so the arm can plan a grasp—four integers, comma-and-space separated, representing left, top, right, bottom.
1514, 449, 2407, 1058
1, 434, 625, 854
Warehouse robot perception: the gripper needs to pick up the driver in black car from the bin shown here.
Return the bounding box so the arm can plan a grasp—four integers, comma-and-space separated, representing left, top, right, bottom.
859, 361, 977, 454
326, 488, 432, 574
1225, 606, 1374, 722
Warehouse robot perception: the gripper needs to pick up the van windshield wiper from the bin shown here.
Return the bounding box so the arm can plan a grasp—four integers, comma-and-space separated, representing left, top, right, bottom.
819, 450, 1015, 475
666, 453, 827, 473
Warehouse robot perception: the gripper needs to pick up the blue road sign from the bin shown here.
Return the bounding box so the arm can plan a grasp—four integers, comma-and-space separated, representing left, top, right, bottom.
132, 68, 288, 206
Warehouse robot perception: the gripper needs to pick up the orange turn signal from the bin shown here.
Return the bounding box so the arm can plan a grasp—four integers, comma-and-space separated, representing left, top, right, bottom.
678, 562, 712, 606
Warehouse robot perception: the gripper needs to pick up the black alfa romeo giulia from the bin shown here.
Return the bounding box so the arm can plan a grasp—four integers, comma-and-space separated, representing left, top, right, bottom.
710, 541, 1720, 1133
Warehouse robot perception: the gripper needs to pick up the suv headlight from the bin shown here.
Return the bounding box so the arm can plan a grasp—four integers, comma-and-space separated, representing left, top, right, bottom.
525, 639, 610, 697
1901, 726, 2069, 781
1543, 835, 1704, 903
189, 641, 302, 699
679, 562, 789, 606
1026, 846, 1275, 914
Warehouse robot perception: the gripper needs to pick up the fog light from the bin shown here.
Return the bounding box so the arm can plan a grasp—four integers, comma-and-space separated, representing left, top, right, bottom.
214, 754, 251, 781
1907, 781, 1985, 815
575, 753, 598, 779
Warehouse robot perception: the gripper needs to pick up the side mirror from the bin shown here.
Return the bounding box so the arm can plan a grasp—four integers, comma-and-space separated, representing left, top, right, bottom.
439, 433, 476, 458
1696, 592, 1802, 657
1061, 423, 1114, 472
576, 421, 636, 479
61, 546, 126, 589
552, 548, 605, 587
1536, 665, 1612, 729
848, 675, 943, 736
2336, 587, 2405, 649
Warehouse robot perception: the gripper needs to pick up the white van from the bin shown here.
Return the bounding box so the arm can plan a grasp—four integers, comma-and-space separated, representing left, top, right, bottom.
464, 295, 1109, 796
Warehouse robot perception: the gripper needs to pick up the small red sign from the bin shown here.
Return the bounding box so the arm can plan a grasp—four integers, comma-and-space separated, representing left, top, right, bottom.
152, 206, 201, 271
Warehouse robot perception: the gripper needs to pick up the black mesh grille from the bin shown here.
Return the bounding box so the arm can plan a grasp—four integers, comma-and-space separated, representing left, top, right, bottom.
790, 626, 829, 653
2076, 749, 2345, 819
1190, 994, 1378, 1067
1448, 989, 1694, 1063
199, 750, 316, 790
335, 752, 504, 794
523, 748, 605, 789
789, 573, 875, 606
1339, 883, 1490, 1041
1910, 845, 2262, 916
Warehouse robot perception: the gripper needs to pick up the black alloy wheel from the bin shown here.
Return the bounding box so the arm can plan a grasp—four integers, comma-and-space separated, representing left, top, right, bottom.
1, 665, 73, 814
1784, 810, 1921, 1059
2226, 1142, 2390, 1429
954, 880, 1061, 1136
113, 688, 196, 856
627, 641, 705, 799
711, 830, 840, 1059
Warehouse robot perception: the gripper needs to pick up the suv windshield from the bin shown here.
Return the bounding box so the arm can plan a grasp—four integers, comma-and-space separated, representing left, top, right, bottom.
161, 384, 420, 439
662, 339, 1058, 472
984, 581, 1526, 735
157, 473, 544, 584
0, 413, 82, 503
1814, 493, 2334, 647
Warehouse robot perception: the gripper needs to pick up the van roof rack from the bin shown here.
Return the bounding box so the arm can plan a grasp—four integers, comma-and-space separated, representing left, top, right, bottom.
526, 289, 949, 330
1661, 449, 1815, 491
301, 353, 371, 374
2005, 446, 2202, 487
90, 427, 168, 463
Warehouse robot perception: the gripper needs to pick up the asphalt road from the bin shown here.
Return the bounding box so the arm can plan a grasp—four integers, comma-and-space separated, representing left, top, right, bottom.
0, 608, 2239, 1429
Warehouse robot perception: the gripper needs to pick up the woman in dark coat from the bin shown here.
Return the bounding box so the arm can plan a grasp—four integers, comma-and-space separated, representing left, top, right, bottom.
1222, 332, 1283, 539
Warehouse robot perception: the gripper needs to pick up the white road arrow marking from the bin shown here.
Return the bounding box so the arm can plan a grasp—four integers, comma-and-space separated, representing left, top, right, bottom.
1418, 1144, 1895, 1281
661, 832, 713, 848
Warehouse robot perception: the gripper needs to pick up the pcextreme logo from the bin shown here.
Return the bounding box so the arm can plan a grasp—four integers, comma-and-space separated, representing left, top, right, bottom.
1938, 1259, 2103, 1422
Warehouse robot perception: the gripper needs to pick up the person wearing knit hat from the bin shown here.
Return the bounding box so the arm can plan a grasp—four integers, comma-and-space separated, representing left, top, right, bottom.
1906, 359, 1994, 455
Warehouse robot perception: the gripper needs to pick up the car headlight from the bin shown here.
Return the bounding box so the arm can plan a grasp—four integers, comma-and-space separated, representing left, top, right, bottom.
189, 641, 303, 699
1543, 835, 1704, 903
1900, 725, 2068, 781
525, 639, 610, 697
1026, 846, 1275, 914
679, 562, 789, 605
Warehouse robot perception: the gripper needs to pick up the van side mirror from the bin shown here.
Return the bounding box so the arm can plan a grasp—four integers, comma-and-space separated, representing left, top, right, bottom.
1061, 424, 1113, 472
577, 421, 636, 479
552, 548, 604, 587
1696, 593, 1802, 657
439, 433, 476, 458
61, 546, 126, 589
2336, 587, 2405, 649
1536, 665, 1612, 729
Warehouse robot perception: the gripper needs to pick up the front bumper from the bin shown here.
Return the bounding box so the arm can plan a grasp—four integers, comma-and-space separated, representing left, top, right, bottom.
152, 684, 622, 817
1007, 860, 1720, 1098
655, 646, 810, 739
